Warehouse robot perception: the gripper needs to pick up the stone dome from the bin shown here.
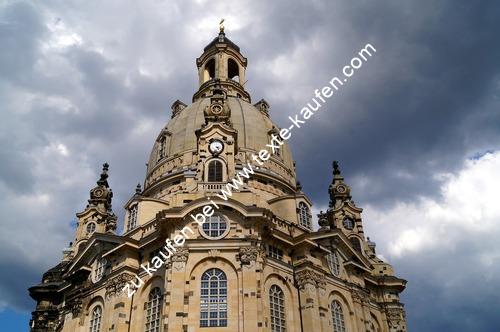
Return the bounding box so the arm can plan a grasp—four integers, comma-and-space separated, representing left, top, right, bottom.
144, 96, 296, 193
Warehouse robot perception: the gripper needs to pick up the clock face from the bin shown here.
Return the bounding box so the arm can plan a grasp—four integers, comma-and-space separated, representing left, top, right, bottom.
209, 140, 224, 154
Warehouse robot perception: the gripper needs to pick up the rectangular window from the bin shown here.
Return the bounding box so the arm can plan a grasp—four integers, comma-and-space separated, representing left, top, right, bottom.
267, 245, 283, 260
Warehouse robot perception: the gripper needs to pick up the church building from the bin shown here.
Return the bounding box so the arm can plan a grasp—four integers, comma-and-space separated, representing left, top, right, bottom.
29, 27, 408, 332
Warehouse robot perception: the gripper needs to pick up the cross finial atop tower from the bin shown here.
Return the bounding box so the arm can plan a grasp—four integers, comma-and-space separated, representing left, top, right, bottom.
219, 18, 225, 33
332, 160, 341, 176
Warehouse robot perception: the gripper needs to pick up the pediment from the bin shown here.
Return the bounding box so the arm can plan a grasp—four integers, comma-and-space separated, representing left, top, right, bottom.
300, 230, 372, 271
156, 197, 272, 223
75, 206, 108, 220
65, 234, 122, 276
196, 121, 238, 138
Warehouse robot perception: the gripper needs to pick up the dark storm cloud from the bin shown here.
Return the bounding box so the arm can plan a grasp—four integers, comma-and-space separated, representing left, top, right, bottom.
1, 1, 500, 331
393, 232, 500, 331
254, 0, 500, 209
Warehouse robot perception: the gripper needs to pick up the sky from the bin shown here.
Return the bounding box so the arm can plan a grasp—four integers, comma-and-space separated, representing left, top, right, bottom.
1, 0, 500, 331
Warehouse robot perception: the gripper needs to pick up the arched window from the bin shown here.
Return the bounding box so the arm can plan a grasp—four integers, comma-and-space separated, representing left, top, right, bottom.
298, 202, 311, 229
89, 305, 102, 332
78, 242, 86, 253
86, 222, 96, 235
228, 58, 239, 82
204, 58, 216, 82
327, 251, 341, 276
201, 215, 228, 239
127, 205, 138, 231
207, 160, 223, 182
93, 258, 107, 282
269, 134, 281, 158
200, 268, 227, 327
158, 136, 166, 161
145, 287, 162, 332
269, 285, 286, 332
343, 217, 355, 230
350, 237, 362, 252
331, 300, 346, 332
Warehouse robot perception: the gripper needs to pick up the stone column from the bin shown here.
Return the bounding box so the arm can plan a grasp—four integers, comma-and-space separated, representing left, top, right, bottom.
104, 273, 135, 332
295, 270, 324, 331
167, 248, 189, 331
239, 246, 260, 331
350, 288, 372, 332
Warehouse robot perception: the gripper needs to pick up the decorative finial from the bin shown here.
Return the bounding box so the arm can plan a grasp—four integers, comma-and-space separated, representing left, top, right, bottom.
219, 18, 225, 33
318, 210, 329, 231
135, 183, 142, 195
97, 162, 110, 187
333, 160, 341, 175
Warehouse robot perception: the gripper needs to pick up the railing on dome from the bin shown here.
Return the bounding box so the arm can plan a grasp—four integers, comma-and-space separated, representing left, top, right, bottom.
198, 182, 227, 192
192, 78, 251, 102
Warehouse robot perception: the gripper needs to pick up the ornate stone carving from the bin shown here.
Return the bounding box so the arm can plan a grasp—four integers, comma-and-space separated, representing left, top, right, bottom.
208, 249, 220, 258
203, 85, 231, 124
318, 210, 329, 231
328, 161, 352, 209
31, 313, 48, 330
172, 248, 189, 262
171, 100, 187, 118
105, 273, 134, 299
296, 270, 326, 290
105, 214, 117, 233
239, 246, 259, 264
386, 307, 405, 330
254, 99, 270, 116
67, 298, 83, 317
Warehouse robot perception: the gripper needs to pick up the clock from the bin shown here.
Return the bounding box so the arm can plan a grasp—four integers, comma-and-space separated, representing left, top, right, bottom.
209, 140, 224, 154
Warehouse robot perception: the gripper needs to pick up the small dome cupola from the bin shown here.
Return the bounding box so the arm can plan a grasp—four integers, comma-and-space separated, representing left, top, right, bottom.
193, 20, 250, 102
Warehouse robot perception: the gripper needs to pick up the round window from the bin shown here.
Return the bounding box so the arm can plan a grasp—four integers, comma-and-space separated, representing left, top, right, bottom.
343, 218, 355, 230
86, 222, 96, 234
200, 215, 229, 240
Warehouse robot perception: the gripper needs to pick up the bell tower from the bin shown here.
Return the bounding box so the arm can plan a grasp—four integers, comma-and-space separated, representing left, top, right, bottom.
71, 163, 117, 254
193, 25, 250, 102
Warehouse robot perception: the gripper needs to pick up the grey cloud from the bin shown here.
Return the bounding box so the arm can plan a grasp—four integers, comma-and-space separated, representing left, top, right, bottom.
0, 2, 46, 83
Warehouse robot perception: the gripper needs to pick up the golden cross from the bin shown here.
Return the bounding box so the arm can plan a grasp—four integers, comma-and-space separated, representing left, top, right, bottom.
219, 18, 225, 33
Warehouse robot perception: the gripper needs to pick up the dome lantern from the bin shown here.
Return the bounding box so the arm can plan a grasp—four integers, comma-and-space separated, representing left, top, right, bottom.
193, 27, 250, 102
